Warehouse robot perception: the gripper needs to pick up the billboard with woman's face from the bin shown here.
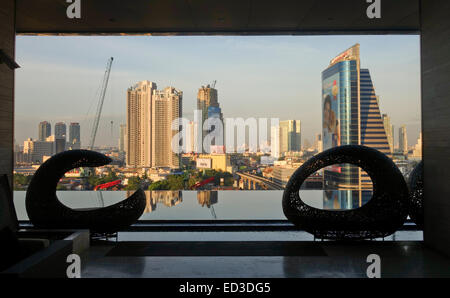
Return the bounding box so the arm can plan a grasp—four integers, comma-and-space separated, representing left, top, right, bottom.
322, 73, 341, 151
322, 73, 341, 175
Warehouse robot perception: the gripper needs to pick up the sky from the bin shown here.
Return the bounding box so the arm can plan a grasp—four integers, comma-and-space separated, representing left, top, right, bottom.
14, 35, 421, 148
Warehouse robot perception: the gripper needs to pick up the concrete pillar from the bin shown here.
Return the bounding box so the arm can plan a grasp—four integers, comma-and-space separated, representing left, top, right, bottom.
0, 0, 15, 189
421, 0, 450, 256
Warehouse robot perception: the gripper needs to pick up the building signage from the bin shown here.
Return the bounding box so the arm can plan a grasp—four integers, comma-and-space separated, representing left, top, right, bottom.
196, 158, 212, 169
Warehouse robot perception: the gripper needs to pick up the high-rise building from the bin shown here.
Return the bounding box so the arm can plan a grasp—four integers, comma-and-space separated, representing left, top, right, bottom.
360, 75, 391, 156
38, 121, 51, 141
399, 125, 408, 155
54, 122, 67, 140
207, 106, 224, 147
382, 114, 394, 154
68, 122, 81, 149
54, 122, 66, 153
392, 125, 395, 150
119, 124, 126, 153
315, 133, 323, 153
152, 86, 182, 168
278, 123, 287, 154
270, 125, 280, 158
45, 135, 65, 154
322, 44, 391, 189
186, 121, 197, 154
278, 120, 301, 155
24, 138, 53, 163
126, 81, 182, 169
126, 81, 157, 167
411, 132, 422, 159
197, 84, 223, 152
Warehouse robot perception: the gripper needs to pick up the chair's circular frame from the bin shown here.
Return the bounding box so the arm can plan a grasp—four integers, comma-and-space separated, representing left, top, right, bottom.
408, 161, 423, 228
282, 145, 409, 240
26, 150, 146, 232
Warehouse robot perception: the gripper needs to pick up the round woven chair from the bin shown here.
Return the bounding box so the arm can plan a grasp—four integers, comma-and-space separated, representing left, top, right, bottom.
282, 145, 409, 240
408, 161, 423, 228
26, 150, 146, 233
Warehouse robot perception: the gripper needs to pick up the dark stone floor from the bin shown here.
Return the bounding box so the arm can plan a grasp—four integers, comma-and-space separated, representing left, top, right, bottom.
79, 231, 450, 278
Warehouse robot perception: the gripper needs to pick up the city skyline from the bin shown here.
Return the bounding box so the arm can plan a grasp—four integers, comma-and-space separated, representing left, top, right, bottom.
14, 35, 421, 147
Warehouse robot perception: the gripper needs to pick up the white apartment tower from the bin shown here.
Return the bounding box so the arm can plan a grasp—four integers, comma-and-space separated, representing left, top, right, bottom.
399, 125, 408, 155
126, 81, 157, 167
382, 114, 394, 154
152, 87, 182, 168
126, 81, 182, 169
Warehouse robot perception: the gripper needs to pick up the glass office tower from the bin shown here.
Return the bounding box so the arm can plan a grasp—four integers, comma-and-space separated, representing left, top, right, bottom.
322, 44, 361, 189
38, 121, 51, 141
322, 44, 390, 190
359, 69, 392, 187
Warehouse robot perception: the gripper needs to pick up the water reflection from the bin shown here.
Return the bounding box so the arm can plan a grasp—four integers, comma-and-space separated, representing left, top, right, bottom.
132, 190, 221, 214
13, 189, 374, 221
133, 189, 371, 214
127, 191, 183, 213
323, 189, 373, 210
197, 191, 218, 208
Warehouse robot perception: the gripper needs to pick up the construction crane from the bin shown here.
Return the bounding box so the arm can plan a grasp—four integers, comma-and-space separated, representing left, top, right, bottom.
89, 57, 114, 150
211, 80, 217, 88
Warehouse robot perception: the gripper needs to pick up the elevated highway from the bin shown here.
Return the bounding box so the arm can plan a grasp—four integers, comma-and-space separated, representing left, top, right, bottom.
236, 172, 284, 190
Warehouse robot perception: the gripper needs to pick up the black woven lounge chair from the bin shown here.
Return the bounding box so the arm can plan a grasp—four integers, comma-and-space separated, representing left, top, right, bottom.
282, 145, 410, 240
25, 150, 146, 233
408, 161, 423, 228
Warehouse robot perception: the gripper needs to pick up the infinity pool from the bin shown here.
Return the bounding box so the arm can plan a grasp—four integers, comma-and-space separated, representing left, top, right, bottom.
14, 190, 373, 220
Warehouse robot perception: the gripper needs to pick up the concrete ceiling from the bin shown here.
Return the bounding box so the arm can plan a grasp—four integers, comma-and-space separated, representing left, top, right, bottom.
16, 0, 420, 35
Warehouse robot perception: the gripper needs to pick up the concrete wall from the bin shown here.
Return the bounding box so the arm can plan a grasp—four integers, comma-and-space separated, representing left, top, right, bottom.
421, 0, 450, 256
2, 1, 450, 257
0, 0, 15, 188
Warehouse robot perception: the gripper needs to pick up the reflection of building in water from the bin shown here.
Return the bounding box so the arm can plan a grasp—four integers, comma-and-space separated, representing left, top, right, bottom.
322, 44, 391, 190
127, 190, 182, 213
323, 189, 372, 210
197, 191, 218, 207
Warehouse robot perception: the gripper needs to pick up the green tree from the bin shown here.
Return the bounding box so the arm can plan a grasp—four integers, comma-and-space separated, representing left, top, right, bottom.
13, 174, 33, 190
124, 176, 142, 190
166, 175, 185, 190
56, 184, 67, 190
148, 180, 169, 190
